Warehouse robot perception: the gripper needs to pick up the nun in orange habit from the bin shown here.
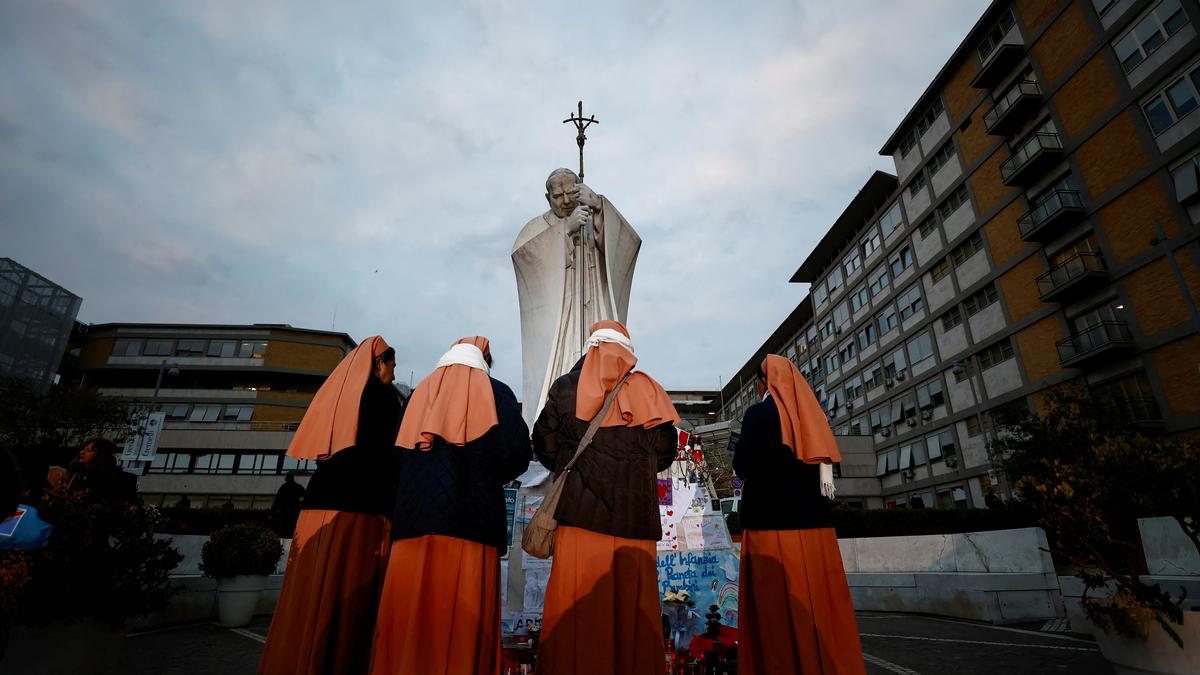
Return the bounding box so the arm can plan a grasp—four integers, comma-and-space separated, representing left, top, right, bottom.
532, 320, 680, 675
259, 336, 404, 675
733, 354, 865, 675
369, 336, 531, 675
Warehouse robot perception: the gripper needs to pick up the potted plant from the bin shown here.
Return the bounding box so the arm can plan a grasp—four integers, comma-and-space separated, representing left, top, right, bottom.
0, 491, 182, 674
200, 522, 283, 627
995, 387, 1199, 675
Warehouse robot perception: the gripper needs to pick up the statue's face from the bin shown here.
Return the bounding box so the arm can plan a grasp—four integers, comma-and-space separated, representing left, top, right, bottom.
546, 174, 579, 218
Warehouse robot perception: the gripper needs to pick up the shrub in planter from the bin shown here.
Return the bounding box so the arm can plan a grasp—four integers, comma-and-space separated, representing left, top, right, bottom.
200, 522, 284, 578
996, 386, 1199, 648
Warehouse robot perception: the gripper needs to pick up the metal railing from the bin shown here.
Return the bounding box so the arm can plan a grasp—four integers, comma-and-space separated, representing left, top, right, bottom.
1017, 189, 1083, 236
984, 80, 1042, 130
1037, 252, 1107, 297
1001, 132, 1063, 182
1056, 321, 1132, 363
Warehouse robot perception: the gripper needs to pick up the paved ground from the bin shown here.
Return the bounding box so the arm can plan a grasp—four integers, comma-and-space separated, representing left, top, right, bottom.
115, 613, 1112, 674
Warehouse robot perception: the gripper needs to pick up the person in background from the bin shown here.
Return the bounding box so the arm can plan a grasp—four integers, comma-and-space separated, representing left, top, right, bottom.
59, 438, 137, 506
533, 320, 680, 675
259, 336, 404, 675
370, 336, 530, 675
270, 472, 305, 536
733, 355, 865, 674
1, 447, 52, 551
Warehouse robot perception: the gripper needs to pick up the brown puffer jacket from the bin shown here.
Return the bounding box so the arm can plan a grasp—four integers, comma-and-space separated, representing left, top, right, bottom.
532, 360, 678, 541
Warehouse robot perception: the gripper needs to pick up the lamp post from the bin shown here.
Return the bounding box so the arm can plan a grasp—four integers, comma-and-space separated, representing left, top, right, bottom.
952, 358, 1001, 497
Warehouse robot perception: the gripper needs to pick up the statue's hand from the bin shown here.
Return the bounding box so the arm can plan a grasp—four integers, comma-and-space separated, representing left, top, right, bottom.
567, 205, 590, 233
576, 183, 602, 211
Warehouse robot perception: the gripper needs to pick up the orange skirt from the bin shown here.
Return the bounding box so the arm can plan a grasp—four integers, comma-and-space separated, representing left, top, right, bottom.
738, 528, 865, 675
259, 509, 392, 675
369, 534, 501, 675
537, 526, 664, 675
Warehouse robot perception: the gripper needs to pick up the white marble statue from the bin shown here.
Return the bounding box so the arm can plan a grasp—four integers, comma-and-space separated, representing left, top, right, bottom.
512, 167, 641, 430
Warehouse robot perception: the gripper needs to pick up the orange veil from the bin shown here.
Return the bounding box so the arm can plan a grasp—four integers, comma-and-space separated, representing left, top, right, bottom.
287, 336, 391, 461
575, 320, 680, 428
761, 354, 840, 464
395, 336, 499, 449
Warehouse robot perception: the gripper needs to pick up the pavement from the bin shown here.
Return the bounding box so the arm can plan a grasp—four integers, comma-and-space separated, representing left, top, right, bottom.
115, 613, 1112, 674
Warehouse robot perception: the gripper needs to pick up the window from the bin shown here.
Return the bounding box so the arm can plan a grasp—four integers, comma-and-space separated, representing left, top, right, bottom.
849, 284, 870, 313
889, 247, 914, 277
239, 341, 268, 359
917, 378, 945, 410
963, 283, 999, 316
883, 347, 907, 379
965, 415, 984, 437
159, 403, 190, 419
112, 339, 142, 357
896, 284, 925, 321
845, 375, 864, 400
877, 305, 899, 335
1092, 0, 1117, 18
1142, 60, 1200, 135
1114, 0, 1188, 73
927, 141, 956, 174
906, 331, 936, 364
863, 360, 884, 390
1170, 149, 1200, 202
282, 455, 317, 473
908, 170, 929, 197
878, 203, 904, 237
149, 453, 192, 474
868, 265, 890, 296
925, 428, 957, 460
813, 280, 830, 306
193, 453, 237, 475
978, 338, 1015, 369
936, 185, 971, 221
835, 302, 854, 329
978, 9, 1016, 63
916, 98, 946, 137
208, 340, 237, 357
917, 217, 939, 239
825, 351, 841, 373
930, 258, 951, 283
239, 453, 282, 475
806, 325, 819, 343
862, 230, 882, 257
950, 232, 984, 267
222, 405, 254, 422
839, 339, 857, 363
857, 323, 878, 350
176, 339, 206, 356
941, 305, 964, 330
144, 340, 174, 356
870, 405, 893, 433
899, 131, 917, 158
849, 415, 867, 435
844, 250, 862, 278
188, 405, 221, 423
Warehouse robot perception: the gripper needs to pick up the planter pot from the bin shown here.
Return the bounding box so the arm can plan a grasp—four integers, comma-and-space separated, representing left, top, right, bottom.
1090, 608, 1200, 675
215, 574, 267, 628
0, 619, 125, 675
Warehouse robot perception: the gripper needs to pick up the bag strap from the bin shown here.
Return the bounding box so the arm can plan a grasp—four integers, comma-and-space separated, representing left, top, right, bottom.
561, 370, 631, 474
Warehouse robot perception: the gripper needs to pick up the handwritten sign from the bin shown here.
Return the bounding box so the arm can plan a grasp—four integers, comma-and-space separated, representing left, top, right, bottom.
657, 549, 740, 630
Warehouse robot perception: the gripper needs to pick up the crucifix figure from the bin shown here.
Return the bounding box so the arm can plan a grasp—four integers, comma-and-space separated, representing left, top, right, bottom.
511, 102, 642, 430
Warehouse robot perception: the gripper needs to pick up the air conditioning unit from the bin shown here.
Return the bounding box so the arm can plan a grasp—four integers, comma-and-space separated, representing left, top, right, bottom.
921, 410, 933, 421
884, 378, 894, 388
880, 428, 892, 437
835, 326, 843, 335
895, 370, 907, 382
944, 454, 959, 468
846, 402, 855, 413
906, 417, 917, 427
901, 468, 915, 481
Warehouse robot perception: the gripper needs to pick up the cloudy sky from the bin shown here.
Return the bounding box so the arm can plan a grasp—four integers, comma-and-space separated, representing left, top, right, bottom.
2, 0, 990, 393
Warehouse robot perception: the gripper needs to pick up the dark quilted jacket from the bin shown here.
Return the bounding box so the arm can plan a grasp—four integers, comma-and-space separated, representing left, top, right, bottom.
390, 377, 531, 555
533, 360, 677, 541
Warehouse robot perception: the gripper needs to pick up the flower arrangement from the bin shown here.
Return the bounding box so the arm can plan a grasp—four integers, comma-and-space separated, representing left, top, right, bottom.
200, 522, 283, 578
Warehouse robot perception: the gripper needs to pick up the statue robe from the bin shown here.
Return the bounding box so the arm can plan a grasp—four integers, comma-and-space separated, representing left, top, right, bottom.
512, 197, 640, 434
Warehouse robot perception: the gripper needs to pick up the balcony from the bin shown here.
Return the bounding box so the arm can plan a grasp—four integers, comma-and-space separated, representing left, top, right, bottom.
1057, 321, 1133, 367
1001, 132, 1064, 186
984, 80, 1042, 135
1037, 253, 1108, 302
1017, 189, 1085, 241
972, 42, 1024, 89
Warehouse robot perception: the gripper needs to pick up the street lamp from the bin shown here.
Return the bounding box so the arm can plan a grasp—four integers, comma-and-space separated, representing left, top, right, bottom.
952, 358, 1001, 494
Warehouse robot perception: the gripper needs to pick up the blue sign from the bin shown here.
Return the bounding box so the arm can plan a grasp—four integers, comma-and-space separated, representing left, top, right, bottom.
504, 488, 517, 547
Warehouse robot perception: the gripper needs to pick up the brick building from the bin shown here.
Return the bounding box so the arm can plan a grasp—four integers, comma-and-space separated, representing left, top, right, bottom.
721, 0, 1200, 509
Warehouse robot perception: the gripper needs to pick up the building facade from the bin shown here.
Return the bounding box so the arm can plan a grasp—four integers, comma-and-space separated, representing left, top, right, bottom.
721, 0, 1200, 509
73, 323, 358, 509
0, 258, 82, 390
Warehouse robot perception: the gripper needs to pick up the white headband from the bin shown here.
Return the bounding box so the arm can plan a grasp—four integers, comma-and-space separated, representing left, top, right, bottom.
584, 327, 634, 354
435, 343, 490, 373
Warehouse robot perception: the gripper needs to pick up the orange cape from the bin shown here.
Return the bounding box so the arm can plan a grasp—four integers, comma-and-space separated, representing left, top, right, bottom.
396, 336, 499, 449
762, 354, 841, 464
287, 336, 390, 461
575, 320, 680, 429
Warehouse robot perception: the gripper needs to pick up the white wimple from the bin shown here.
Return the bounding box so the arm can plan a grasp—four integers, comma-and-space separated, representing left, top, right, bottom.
584, 328, 635, 354
435, 343, 489, 373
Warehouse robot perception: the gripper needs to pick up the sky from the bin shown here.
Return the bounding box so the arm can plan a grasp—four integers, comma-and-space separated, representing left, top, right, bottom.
1, 0, 991, 393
